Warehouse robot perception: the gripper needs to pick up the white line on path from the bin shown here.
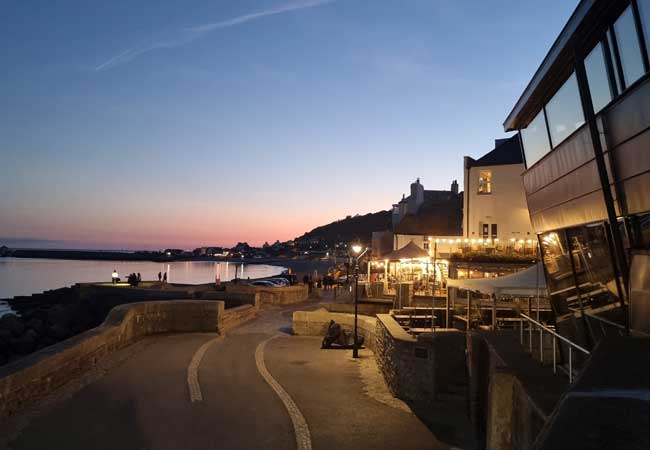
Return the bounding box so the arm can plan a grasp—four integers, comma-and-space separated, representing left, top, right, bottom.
255, 335, 312, 450
187, 335, 223, 402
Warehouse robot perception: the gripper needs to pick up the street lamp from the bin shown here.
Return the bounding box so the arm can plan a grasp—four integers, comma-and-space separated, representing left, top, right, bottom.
351, 243, 367, 358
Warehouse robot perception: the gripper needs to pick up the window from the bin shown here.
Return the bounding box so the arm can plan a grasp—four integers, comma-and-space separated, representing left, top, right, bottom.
545, 72, 585, 147
566, 224, 621, 309
585, 43, 613, 113
491, 224, 498, 240
477, 170, 491, 194
481, 223, 489, 239
423, 241, 430, 250
614, 6, 645, 88
539, 230, 574, 316
639, 0, 650, 60
520, 109, 551, 168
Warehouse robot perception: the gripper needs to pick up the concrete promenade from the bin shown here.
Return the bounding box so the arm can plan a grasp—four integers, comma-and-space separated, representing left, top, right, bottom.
3, 298, 447, 450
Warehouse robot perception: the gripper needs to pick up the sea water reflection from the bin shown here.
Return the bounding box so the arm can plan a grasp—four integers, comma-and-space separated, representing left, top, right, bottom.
0, 257, 286, 300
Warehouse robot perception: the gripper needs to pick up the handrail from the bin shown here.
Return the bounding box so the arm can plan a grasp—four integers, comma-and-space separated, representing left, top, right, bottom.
520, 312, 590, 383
520, 313, 590, 354
582, 310, 626, 331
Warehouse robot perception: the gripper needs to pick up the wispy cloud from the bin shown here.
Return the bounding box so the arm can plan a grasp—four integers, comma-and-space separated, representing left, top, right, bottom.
94, 0, 334, 71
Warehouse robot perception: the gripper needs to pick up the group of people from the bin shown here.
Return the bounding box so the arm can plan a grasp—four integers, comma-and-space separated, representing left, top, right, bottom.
127, 272, 142, 287
110, 270, 167, 286
302, 274, 336, 292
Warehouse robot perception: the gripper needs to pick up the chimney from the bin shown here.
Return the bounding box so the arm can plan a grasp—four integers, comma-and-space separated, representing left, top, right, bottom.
451, 180, 459, 194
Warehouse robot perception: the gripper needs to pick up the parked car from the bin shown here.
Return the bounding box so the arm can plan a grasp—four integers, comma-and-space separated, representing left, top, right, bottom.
248, 280, 278, 288
267, 278, 290, 286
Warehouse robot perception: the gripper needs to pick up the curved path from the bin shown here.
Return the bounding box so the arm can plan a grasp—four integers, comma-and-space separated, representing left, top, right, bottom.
7, 301, 446, 450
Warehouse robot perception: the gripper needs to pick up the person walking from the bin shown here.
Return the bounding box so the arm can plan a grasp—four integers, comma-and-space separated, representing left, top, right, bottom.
137, 273, 142, 284
158, 272, 162, 282
112, 269, 119, 284
163, 272, 167, 284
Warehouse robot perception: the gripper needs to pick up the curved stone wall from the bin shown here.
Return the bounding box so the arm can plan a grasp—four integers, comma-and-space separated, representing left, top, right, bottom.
0, 300, 254, 418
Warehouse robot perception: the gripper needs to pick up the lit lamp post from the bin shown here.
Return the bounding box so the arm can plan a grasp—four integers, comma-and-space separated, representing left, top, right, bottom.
351, 244, 368, 359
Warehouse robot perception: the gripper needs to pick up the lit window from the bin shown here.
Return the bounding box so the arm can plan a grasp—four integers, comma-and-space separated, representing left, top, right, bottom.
520, 109, 551, 168
545, 72, 585, 147
585, 42, 613, 113
477, 170, 492, 194
614, 6, 645, 88
423, 241, 430, 250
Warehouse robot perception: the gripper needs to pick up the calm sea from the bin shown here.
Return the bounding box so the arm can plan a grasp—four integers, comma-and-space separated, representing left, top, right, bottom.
0, 258, 286, 313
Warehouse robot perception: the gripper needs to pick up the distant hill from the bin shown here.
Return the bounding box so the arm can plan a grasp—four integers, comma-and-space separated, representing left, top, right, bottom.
297, 211, 391, 246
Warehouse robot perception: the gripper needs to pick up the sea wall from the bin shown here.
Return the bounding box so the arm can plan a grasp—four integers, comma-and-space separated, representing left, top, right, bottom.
0, 300, 253, 419
227, 284, 308, 306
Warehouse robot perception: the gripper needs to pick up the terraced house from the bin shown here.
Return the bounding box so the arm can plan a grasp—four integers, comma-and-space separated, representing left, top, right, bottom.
504, 0, 650, 343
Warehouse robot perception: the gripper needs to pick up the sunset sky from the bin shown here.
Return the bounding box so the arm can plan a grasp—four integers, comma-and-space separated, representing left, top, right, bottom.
1, 0, 576, 250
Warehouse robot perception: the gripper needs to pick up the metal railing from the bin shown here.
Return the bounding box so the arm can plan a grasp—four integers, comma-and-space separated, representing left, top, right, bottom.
519, 313, 590, 382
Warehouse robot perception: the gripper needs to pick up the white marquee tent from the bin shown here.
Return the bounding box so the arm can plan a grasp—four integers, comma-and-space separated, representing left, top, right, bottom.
447, 262, 547, 297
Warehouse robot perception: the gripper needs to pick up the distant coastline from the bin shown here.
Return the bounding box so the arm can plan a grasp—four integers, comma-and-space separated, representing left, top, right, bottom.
0, 249, 334, 278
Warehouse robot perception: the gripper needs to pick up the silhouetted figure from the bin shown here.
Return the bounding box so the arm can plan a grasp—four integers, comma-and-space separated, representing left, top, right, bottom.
112, 269, 119, 284
163, 272, 167, 283
158, 272, 162, 282
137, 273, 142, 283
303, 274, 309, 285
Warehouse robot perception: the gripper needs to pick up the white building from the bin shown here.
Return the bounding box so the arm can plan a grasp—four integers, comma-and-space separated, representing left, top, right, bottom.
463, 136, 534, 241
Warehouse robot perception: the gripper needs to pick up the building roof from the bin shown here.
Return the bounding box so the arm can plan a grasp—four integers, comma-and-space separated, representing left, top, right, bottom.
383, 241, 430, 261
466, 135, 523, 168
393, 193, 463, 236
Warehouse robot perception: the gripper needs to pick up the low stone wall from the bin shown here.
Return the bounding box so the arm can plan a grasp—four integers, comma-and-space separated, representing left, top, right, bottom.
0, 300, 254, 419
374, 314, 465, 402
292, 309, 377, 351
321, 299, 394, 316
291, 309, 465, 401
202, 290, 260, 309
227, 284, 308, 306
222, 304, 256, 330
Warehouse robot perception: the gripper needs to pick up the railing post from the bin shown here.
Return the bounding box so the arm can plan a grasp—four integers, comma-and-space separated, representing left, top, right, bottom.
569, 347, 573, 383
529, 320, 532, 353
520, 318, 523, 345
540, 327, 544, 363
553, 336, 557, 374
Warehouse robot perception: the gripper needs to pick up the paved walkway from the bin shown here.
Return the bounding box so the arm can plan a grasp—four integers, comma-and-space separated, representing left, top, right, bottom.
5, 299, 450, 450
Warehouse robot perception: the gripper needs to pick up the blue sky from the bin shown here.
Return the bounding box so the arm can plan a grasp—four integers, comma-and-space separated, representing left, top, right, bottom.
0, 0, 578, 249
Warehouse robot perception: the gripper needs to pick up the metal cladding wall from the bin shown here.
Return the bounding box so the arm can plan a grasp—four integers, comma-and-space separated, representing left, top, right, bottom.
522, 125, 609, 233
522, 75, 650, 234
603, 76, 650, 217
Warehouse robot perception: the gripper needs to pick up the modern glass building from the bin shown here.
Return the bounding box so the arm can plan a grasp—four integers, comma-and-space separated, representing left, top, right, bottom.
504, 0, 650, 345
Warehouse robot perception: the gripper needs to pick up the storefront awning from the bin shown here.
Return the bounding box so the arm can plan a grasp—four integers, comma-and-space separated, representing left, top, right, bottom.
447, 262, 546, 297
381, 241, 430, 262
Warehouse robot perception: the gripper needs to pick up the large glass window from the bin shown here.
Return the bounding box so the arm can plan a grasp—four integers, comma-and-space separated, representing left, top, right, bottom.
540, 230, 574, 316
637, 0, 650, 61
614, 6, 645, 88
520, 110, 551, 168
585, 43, 613, 113
545, 73, 585, 147
477, 170, 492, 194
565, 224, 620, 310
